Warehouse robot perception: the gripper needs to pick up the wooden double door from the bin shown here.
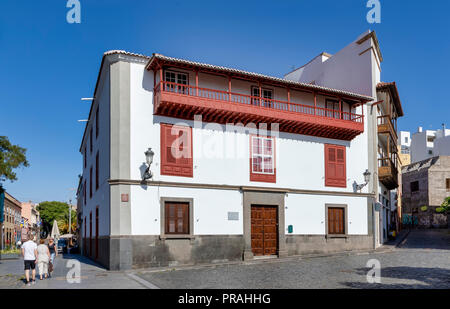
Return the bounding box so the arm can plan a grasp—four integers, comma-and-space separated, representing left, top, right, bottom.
251, 205, 278, 256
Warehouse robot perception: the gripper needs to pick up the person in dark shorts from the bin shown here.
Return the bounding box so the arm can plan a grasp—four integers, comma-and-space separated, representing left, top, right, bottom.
21, 233, 38, 286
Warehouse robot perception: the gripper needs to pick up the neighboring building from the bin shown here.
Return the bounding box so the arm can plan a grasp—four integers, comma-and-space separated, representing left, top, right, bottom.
402, 156, 450, 228
1, 192, 22, 248
375, 82, 404, 241
21, 202, 40, 240
398, 131, 411, 166
76, 176, 84, 248
409, 126, 450, 163
78, 30, 399, 270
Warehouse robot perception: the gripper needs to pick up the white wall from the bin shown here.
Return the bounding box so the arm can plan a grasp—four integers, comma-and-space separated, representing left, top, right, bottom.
398, 131, 411, 147
285, 194, 368, 235
130, 186, 243, 235
411, 128, 450, 163
125, 61, 371, 237
129, 62, 370, 194
435, 135, 450, 157
411, 130, 435, 163
130, 186, 368, 236
284, 31, 379, 98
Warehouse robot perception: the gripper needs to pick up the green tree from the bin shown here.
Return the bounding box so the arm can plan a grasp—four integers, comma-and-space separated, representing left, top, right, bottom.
0, 136, 29, 182
57, 210, 77, 235
37, 201, 74, 235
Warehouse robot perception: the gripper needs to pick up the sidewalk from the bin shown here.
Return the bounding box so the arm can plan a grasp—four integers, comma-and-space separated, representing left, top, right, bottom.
0, 254, 144, 289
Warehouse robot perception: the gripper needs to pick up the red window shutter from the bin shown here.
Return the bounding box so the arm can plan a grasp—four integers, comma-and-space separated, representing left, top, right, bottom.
90, 128, 93, 153
95, 106, 99, 138
325, 144, 346, 188
95, 207, 99, 259
95, 152, 99, 190
161, 123, 193, 177
89, 212, 92, 257
89, 166, 93, 198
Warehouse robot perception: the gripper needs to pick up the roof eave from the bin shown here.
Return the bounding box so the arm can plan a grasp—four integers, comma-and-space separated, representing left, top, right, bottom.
377, 82, 404, 117
147, 54, 373, 102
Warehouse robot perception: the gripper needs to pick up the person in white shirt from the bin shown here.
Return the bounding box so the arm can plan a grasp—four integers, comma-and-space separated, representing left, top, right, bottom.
21, 233, 38, 286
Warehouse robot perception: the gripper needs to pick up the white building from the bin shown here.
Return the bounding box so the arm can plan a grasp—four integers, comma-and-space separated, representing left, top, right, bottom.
399, 131, 411, 149
409, 126, 450, 163
78, 30, 398, 270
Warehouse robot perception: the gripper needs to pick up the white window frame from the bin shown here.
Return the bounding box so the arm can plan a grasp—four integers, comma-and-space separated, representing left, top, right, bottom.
251, 136, 275, 175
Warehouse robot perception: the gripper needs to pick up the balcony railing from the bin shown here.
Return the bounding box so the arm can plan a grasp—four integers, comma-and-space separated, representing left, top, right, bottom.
377, 115, 398, 139
378, 157, 399, 189
156, 81, 364, 124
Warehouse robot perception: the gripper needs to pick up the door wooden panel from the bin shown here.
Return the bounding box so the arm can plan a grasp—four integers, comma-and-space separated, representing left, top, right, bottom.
251, 206, 278, 256
328, 207, 345, 235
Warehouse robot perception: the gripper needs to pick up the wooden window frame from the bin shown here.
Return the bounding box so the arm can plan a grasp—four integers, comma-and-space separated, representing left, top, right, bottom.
90, 127, 93, 154
160, 197, 194, 240
83, 217, 86, 255
249, 135, 276, 183
95, 207, 99, 260
324, 144, 347, 188
160, 123, 193, 177
325, 204, 348, 238
83, 180, 86, 206
89, 166, 93, 198
95, 106, 99, 139
95, 151, 99, 191
251, 86, 273, 107
89, 211, 92, 257
164, 70, 189, 94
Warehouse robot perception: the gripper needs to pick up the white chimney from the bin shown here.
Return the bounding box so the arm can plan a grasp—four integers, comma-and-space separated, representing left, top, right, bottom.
418, 126, 423, 133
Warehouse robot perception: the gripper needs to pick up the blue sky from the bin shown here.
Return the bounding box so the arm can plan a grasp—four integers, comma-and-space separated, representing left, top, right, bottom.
1, 0, 449, 202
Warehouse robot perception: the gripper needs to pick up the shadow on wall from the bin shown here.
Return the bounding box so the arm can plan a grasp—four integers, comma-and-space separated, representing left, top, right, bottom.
142, 67, 154, 93
340, 266, 450, 289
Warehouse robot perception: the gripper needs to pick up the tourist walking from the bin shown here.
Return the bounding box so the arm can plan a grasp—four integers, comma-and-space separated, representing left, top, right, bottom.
36, 239, 50, 280
21, 233, 37, 286
48, 238, 57, 277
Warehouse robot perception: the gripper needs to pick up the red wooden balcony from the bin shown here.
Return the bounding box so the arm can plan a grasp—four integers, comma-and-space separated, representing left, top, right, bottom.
153, 81, 365, 140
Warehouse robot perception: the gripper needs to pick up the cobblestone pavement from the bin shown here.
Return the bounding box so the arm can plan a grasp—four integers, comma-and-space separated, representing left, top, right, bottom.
1, 229, 448, 289
135, 229, 450, 289
0, 254, 144, 289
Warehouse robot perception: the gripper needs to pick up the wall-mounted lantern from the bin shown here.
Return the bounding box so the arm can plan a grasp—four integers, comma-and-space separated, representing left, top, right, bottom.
355, 169, 371, 192
143, 148, 155, 180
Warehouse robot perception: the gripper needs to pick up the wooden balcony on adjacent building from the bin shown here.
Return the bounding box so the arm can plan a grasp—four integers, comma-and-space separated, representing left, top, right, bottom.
154, 81, 366, 141
377, 115, 398, 140
378, 157, 399, 190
